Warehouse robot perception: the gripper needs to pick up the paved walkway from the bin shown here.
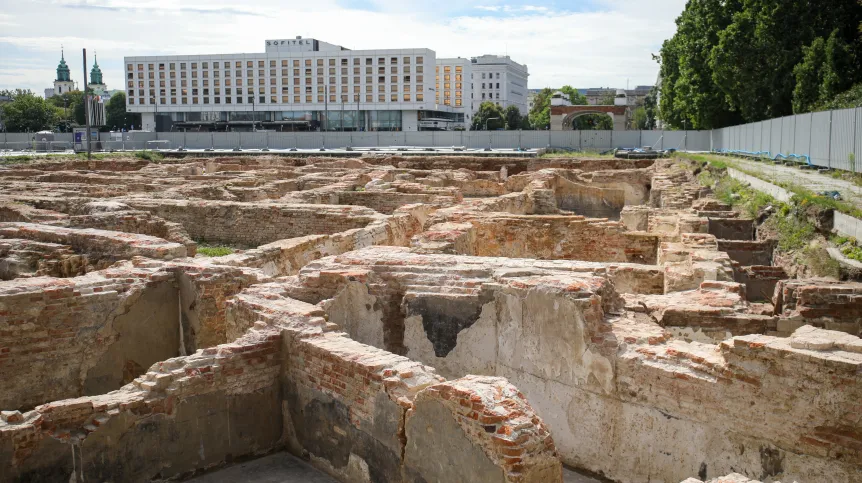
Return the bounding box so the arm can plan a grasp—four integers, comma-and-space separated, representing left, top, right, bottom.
728, 156, 862, 211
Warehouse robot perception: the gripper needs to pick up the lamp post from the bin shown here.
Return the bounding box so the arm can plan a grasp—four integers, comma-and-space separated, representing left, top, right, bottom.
484, 116, 499, 151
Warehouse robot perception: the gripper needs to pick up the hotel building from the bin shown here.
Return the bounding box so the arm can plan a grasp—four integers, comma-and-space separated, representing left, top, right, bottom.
124, 37, 527, 131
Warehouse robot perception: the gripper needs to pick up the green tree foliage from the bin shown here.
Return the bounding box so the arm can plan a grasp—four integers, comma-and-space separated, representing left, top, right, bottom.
0, 89, 34, 99
792, 38, 826, 113
471, 101, 505, 130
658, 0, 862, 128
573, 114, 613, 130
643, 86, 658, 130
1, 93, 57, 132
560, 86, 587, 105
503, 105, 522, 130
528, 88, 553, 130
105, 92, 141, 131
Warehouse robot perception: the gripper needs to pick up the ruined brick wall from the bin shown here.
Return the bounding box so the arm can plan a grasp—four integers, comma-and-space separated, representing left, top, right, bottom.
0, 323, 283, 482
68, 211, 197, 256
0, 222, 187, 261
0, 264, 180, 411
773, 280, 862, 336
299, 248, 862, 483
123, 199, 386, 247
416, 215, 658, 264
212, 204, 431, 278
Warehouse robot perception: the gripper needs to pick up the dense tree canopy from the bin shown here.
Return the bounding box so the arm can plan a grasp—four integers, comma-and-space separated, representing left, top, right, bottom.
1, 93, 57, 132
105, 93, 141, 131
658, 0, 862, 129
471, 101, 505, 130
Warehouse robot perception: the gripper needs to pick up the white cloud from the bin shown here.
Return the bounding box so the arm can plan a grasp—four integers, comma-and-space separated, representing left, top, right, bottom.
0, 0, 686, 94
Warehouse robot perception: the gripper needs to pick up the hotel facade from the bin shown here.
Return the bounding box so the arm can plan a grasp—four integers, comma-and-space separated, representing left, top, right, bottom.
124, 37, 528, 132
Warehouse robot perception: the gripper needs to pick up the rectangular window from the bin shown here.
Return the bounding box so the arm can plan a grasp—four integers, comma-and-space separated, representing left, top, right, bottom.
366, 58, 372, 65
306, 95, 312, 102
282, 95, 289, 103
213, 62, 219, 68
215, 97, 221, 104
317, 59, 324, 66
235, 61, 241, 68
416, 66, 423, 74
295, 95, 301, 103
128, 95, 134, 103
416, 93, 423, 101
191, 62, 197, 69
379, 94, 385, 102
226, 97, 231, 103
366, 94, 372, 102
391, 93, 398, 101
294, 59, 300, 67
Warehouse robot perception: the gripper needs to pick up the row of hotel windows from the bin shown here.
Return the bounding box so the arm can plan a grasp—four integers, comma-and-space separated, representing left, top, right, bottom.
129, 76, 425, 90
130, 57, 423, 71
128, 66, 425, 80
128, 93, 425, 105
435, 65, 502, 80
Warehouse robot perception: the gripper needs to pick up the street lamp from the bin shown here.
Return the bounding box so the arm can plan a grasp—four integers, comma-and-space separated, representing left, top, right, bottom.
484, 116, 500, 151
484, 117, 500, 131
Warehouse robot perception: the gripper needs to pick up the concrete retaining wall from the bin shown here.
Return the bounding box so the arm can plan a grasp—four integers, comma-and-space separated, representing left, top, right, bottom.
726, 168, 792, 203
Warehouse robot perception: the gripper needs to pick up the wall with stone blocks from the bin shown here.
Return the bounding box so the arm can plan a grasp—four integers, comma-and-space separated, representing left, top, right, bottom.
0, 222, 187, 261
416, 215, 659, 265
301, 248, 862, 483
0, 263, 181, 411
123, 199, 386, 247
68, 211, 197, 256
773, 279, 862, 336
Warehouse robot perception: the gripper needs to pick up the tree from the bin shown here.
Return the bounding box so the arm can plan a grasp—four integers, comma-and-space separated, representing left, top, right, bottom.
105, 92, 141, 131
573, 114, 613, 130
503, 105, 523, 130
0, 89, 34, 99
658, 0, 862, 127
471, 101, 505, 130
560, 86, 587, 105
528, 88, 553, 130
598, 91, 615, 106
1, 93, 57, 132
643, 86, 658, 129
792, 37, 826, 113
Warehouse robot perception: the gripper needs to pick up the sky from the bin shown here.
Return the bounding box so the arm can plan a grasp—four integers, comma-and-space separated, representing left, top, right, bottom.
0, 0, 687, 95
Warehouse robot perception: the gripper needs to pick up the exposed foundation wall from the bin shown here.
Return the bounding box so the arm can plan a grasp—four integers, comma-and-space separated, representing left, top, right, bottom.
773, 280, 862, 336
416, 215, 659, 264
123, 199, 386, 247
68, 211, 197, 256
551, 176, 626, 219
0, 264, 180, 411
0, 324, 284, 483
304, 248, 862, 483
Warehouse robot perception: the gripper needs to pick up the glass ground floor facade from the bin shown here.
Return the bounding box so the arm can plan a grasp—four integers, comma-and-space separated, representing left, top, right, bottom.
153, 109, 407, 132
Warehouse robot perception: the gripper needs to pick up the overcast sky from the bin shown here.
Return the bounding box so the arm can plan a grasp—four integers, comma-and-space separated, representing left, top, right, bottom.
0, 0, 686, 95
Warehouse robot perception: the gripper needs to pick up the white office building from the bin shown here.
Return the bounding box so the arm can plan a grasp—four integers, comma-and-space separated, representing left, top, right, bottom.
468, 55, 529, 116
124, 37, 438, 132
124, 37, 528, 132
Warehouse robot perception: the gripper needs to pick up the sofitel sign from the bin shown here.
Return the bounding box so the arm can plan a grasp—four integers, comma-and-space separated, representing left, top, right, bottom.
266, 39, 312, 46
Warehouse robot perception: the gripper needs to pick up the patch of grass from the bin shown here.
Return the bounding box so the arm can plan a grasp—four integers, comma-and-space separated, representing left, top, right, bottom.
0, 155, 37, 165
540, 149, 616, 159
196, 244, 235, 257
134, 150, 164, 161
801, 244, 842, 278
768, 209, 817, 252
832, 235, 862, 263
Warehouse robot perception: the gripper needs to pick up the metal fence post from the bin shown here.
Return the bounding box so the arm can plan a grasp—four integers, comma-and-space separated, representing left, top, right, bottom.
808, 113, 813, 165
827, 110, 833, 169
853, 108, 859, 172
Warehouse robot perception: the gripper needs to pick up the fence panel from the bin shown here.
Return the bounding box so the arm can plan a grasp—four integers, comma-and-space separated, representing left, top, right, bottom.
810, 111, 832, 167
613, 131, 641, 149
770, 118, 782, 155
760, 121, 771, 154
830, 108, 857, 172
856, 108, 862, 173
793, 113, 812, 159
581, 131, 612, 150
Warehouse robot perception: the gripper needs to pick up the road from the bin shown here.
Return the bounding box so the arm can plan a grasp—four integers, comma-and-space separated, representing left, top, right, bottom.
727, 156, 862, 211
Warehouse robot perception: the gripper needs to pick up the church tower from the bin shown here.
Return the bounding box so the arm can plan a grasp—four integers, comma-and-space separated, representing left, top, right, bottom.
87, 53, 108, 96
53, 48, 75, 95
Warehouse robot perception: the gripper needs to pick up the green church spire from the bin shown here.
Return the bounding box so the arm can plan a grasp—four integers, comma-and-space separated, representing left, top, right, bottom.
90, 53, 103, 85
56, 47, 71, 82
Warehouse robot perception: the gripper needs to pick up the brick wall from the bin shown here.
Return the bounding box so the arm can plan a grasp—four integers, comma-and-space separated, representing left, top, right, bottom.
123, 199, 386, 247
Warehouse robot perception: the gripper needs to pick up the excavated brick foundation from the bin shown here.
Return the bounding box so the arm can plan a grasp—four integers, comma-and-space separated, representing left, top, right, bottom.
0, 155, 860, 483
